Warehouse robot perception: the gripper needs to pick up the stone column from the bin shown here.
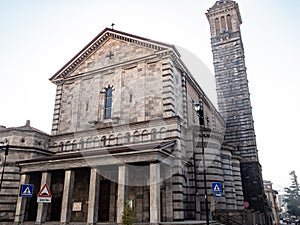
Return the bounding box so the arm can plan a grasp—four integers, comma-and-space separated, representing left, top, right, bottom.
14, 174, 29, 224
36, 172, 51, 224
87, 168, 100, 225
150, 163, 160, 224
165, 176, 173, 221
109, 182, 117, 222
116, 165, 127, 223
60, 170, 75, 224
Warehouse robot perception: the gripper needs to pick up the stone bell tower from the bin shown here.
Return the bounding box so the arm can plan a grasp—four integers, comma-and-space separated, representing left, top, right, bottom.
206, 0, 268, 218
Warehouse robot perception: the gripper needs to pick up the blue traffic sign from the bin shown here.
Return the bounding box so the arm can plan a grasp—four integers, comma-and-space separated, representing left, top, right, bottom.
212, 182, 222, 196
20, 184, 34, 197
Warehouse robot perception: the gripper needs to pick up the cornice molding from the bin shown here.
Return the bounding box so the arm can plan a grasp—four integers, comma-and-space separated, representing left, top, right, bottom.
50, 28, 179, 83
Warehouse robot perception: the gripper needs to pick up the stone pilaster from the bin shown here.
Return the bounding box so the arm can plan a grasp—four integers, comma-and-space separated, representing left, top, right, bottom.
150, 163, 160, 224
221, 149, 237, 210
116, 165, 128, 223
162, 58, 176, 118
60, 170, 75, 224
87, 168, 100, 225
232, 155, 244, 210
14, 174, 29, 224
109, 182, 116, 222
36, 172, 51, 224
51, 83, 63, 135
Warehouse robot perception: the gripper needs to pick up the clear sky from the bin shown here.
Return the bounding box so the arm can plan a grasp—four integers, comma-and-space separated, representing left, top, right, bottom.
0, 0, 299, 190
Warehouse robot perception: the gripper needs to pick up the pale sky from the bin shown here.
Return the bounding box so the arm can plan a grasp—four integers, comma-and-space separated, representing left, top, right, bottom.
0, 0, 299, 190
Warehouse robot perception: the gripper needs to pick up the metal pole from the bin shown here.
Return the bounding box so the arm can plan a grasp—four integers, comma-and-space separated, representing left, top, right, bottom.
201, 127, 210, 225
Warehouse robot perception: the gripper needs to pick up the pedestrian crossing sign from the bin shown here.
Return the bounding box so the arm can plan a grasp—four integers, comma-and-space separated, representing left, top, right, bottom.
212, 182, 222, 196
20, 184, 34, 197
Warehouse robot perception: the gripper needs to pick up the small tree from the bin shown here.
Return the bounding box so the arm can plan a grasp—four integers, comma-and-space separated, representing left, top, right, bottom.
284, 170, 300, 217
121, 200, 134, 225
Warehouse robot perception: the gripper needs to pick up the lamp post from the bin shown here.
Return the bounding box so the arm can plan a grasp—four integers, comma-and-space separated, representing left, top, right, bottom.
194, 101, 209, 225
0, 139, 9, 191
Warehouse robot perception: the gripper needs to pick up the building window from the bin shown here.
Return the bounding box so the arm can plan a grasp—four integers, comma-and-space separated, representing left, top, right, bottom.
151, 129, 157, 141
192, 99, 196, 123
215, 18, 220, 35
221, 16, 226, 32
125, 133, 131, 144
104, 87, 113, 119
199, 100, 205, 126
227, 15, 232, 32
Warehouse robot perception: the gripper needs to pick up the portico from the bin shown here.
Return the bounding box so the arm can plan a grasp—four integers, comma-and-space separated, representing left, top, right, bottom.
15, 141, 175, 225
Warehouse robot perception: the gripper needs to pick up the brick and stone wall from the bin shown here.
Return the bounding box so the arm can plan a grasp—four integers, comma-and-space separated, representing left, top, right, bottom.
0, 121, 51, 222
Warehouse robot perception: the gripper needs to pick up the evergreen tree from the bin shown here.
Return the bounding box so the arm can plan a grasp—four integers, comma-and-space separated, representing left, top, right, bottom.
121, 200, 134, 225
284, 170, 300, 217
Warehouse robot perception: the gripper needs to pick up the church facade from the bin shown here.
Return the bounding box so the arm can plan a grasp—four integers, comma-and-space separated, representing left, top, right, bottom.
0, 1, 270, 225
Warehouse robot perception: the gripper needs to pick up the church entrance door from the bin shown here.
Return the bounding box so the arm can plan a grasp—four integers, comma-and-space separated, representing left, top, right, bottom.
98, 180, 111, 222
50, 197, 62, 221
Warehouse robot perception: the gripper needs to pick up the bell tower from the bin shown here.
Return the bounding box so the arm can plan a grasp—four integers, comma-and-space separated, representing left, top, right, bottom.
206, 0, 268, 218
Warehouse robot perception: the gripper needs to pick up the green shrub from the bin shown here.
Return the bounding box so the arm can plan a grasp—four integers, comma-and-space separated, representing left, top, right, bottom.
121, 200, 134, 225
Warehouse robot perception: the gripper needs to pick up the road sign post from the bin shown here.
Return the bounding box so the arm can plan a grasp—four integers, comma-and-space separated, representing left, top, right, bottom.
212, 182, 223, 197
20, 184, 34, 198
37, 184, 52, 203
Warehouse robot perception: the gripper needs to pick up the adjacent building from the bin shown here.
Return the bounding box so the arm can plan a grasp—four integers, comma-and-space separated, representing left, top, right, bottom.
264, 181, 280, 225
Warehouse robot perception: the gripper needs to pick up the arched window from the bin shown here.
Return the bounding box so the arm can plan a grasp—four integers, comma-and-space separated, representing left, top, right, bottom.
72, 140, 77, 150
133, 131, 139, 143
105, 87, 113, 119
160, 127, 167, 140
59, 142, 64, 152
215, 18, 220, 35
142, 130, 148, 142
109, 135, 115, 146
80, 139, 84, 149
65, 141, 72, 151
221, 16, 226, 32
86, 138, 93, 148
125, 132, 131, 144
151, 129, 157, 141
227, 15, 232, 32
117, 134, 122, 145
101, 136, 107, 146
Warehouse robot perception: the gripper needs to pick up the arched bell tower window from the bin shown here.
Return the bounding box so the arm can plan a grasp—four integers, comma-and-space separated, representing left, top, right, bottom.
227, 14, 232, 32
104, 87, 113, 119
221, 16, 226, 32
215, 18, 220, 35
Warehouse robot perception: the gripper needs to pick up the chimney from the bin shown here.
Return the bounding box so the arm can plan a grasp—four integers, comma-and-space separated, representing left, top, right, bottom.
26, 120, 31, 127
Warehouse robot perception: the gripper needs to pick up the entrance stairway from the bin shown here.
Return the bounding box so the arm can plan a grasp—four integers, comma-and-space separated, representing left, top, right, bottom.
0, 222, 227, 225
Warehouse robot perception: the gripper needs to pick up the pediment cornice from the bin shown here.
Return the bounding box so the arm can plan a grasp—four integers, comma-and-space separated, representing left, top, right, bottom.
50, 28, 179, 83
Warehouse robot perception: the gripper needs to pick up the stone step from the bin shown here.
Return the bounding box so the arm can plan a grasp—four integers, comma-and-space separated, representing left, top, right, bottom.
0, 221, 227, 225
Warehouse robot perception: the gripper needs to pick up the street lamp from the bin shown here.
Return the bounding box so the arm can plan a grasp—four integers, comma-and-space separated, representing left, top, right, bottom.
0, 138, 9, 191
194, 101, 209, 225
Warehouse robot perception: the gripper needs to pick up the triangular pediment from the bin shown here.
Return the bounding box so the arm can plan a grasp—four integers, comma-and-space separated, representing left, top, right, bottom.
50, 28, 179, 82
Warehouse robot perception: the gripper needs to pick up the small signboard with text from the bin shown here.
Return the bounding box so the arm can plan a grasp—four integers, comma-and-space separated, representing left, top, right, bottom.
37, 184, 52, 203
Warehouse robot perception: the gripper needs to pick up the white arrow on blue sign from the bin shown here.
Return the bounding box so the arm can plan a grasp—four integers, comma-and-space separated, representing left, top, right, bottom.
212, 182, 222, 196
20, 184, 34, 198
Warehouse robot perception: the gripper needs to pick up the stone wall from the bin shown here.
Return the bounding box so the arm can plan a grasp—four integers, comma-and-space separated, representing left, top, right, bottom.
206, 0, 269, 220
0, 122, 50, 222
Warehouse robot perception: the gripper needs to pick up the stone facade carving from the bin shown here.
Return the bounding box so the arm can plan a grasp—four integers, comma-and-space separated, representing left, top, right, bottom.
0, 2, 265, 224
